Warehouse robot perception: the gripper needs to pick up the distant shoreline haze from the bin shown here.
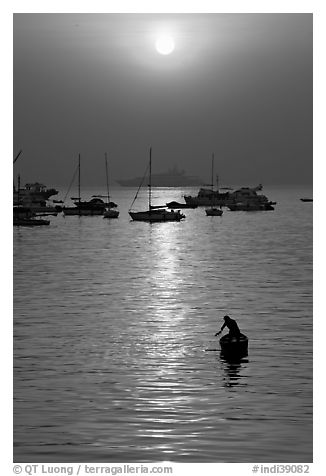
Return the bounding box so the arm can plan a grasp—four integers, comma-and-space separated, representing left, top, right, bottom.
13, 154, 313, 188
13, 162, 313, 189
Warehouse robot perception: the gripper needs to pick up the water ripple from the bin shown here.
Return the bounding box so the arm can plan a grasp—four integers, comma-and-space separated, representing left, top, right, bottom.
14, 186, 312, 462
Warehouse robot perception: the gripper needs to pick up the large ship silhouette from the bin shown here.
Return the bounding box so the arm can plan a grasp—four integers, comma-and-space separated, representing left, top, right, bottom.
117, 166, 202, 187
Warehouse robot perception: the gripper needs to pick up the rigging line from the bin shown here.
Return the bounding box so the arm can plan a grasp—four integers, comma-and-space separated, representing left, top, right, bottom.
63, 163, 79, 203
128, 162, 150, 211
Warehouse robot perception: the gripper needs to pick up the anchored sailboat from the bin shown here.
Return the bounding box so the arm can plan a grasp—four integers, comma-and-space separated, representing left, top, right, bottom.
129, 148, 186, 222
205, 153, 223, 216
102, 153, 119, 218
62, 154, 108, 216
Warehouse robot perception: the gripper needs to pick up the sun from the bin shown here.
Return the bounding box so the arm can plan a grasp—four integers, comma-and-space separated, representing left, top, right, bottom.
155, 35, 175, 55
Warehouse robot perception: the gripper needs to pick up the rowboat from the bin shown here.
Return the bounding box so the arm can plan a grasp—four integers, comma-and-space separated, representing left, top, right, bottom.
220, 333, 248, 355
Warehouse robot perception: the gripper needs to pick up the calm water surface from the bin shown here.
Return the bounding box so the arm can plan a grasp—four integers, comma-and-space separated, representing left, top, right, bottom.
13, 186, 313, 462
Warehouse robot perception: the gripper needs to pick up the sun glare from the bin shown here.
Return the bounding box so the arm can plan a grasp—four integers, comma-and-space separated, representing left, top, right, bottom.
155, 35, 175, 55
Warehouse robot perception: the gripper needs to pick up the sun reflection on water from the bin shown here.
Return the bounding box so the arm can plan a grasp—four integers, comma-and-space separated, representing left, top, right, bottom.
127, 224, 210, 453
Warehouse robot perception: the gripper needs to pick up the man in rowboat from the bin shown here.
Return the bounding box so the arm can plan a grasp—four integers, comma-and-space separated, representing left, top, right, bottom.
215, 315, 241, 340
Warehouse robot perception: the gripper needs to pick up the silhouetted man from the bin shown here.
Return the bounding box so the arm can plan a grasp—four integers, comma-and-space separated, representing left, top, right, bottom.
215, 315, 241, 339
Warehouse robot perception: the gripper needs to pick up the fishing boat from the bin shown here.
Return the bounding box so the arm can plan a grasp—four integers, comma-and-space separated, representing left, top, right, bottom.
205, 154, 223, 217
220, 333, 248, 355
102, 153, 119, 219
129, 148, 186, 222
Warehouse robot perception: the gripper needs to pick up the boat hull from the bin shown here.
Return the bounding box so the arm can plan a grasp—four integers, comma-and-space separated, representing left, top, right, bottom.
205, 208, 223, 216
62, 208, 104, 216
219, 333, 248, 355
129, 209, 185, 222
166, 201, 198, 209
184, 195, 229, 207
228, 203, 274, 211
13, 206, 35, 219
26, 206, 58, 216
103, 209, 119, 218
13, 218, 50, 226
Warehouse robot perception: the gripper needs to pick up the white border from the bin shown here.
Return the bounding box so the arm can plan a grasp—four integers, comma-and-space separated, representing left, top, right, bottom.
5, 2, 322, 473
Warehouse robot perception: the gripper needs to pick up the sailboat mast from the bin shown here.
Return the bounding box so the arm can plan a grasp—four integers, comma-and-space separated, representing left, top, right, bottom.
105, 152, 110, 203
211, 153, 214, 208
211, 153, 214, 189
149, 147, 152, 210
78, 154, 81, 206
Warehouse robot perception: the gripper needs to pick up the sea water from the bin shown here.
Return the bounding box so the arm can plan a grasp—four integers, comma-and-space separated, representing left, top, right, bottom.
13, 185, 313, 462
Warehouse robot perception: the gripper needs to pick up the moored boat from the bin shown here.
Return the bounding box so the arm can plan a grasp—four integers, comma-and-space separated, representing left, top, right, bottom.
184, 157, 231, 207
13, 217, 50, 226
13, 174, 59, 215
63, 154, 120, 217
13, 206, 35, 219
63, 197, 107, 216
102, 153, 119, 219
62, 155, 108, 216
129, 148, 186, 222
13, 181, 58, 204
227, 186, 275, 211
129, 208, 185, 222
206, 207, 223, 216
14, 198, 59, 215
184, 181, 266, 208
300, 198, 313, 202
228, 202, 274, 211
205, 154, 224, 217
166, 201, 198, 209
13, 205, 50, 226
184, 187, 230, 207
103, 208, 119, 218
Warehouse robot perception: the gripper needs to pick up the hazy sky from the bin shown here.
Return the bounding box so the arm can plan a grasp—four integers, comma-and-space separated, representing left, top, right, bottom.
13, 13, 312, 187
